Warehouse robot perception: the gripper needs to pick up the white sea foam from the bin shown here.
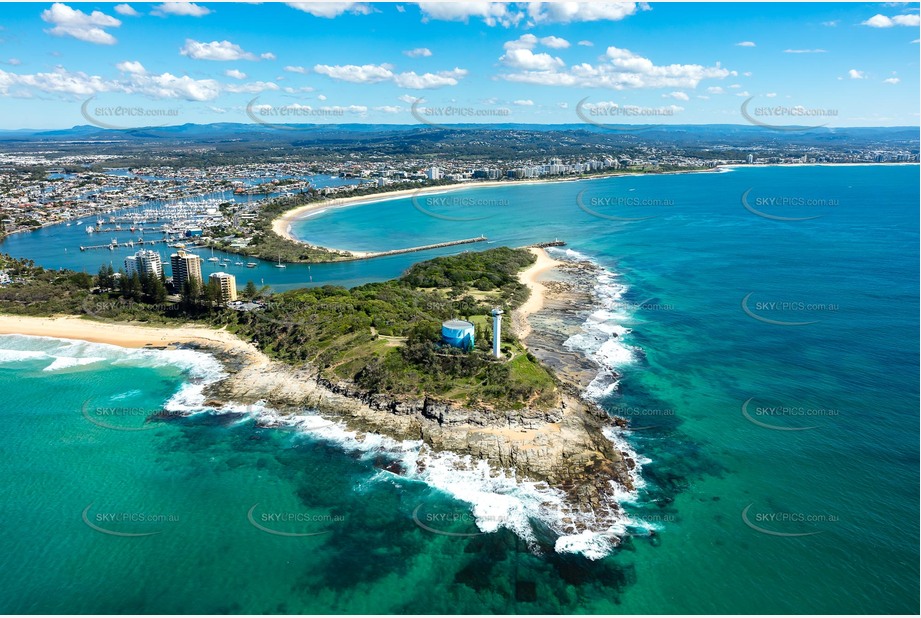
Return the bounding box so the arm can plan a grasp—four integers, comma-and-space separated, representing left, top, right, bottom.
42, 356, 106, 371
555, 531, 615, 561
0, 348, 48, 363
544, 250, 663, 544
0, 333, 226, 407
110, 389, 142, 401
0, 324, 648, 559
220, 399, 629, 558
548, 249, 641, 399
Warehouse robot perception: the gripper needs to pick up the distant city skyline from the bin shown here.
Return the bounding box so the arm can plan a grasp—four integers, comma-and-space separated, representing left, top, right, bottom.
0, 1, 918, 129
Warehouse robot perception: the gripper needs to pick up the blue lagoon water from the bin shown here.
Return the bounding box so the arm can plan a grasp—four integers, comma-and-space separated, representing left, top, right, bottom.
0, 165, 917, 613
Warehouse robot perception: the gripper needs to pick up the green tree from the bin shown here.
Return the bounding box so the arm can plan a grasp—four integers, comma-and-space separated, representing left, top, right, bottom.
244, 280, 258, 299
96, 264, 115, 289
180, 277, 202, 309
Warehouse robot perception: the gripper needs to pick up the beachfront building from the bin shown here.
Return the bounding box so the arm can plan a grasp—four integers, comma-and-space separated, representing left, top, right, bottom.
170, 250, 202, 290
426, 167, 442, 181
124, 250, 163, 279
209, 271, 238, 303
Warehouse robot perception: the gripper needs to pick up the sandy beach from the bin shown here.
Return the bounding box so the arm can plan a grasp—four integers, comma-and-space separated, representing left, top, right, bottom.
512, 247, 563, 339
271, 180, 550, 249
0, 314, 264, 361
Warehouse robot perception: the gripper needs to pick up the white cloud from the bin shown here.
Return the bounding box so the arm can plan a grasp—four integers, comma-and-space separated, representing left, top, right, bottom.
313, 63, 394, 83
581, 100, 683, 114
116, 60, 146, 74
577, 40, 594, 47
41, 3, 122, 45
540, 36, 570, 49
765, 92, 777, 97
736, 41, 756, 47
0, 65, 222, 101
224, 80, 280, 93
137, 72, 221, 100
504, 34, 538, 50
398, 94, 419, 103
403, 47, 433, 58
848, 69, 865, 79
707, 86, 724, 94
313, 63, 467, 89
416, 2, 522, 27
151, 2, 211, 17
883, 77, 900, 84
114, 4, 139, 16
225, 68, 247, 80
862, 13, 920, 27
735, 90, 750, 97
286, 2, 372, 18
663, 91, 689, 101
317, 94, 327, 100
500, 45, 732, 90
0, 66, 111, 96
374, 105, 402, 113
284, 65, 308, 74
393, 68, 467, 89
180, 39, 270, 61
500, 48, 565, 71
261, 52, 276, 61
822, 20, 839, 27
322, 104, 368, 114
513, 99, 534, 105
784, 49, 827, 53
6, 59, 22, 66
527, 1, 646, 24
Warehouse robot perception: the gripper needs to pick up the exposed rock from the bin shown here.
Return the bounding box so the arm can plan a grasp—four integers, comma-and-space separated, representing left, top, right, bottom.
199, 252, 635, 544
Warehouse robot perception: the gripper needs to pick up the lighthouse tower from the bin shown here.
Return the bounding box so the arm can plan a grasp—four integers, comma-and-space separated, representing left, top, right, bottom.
490, 308, 504, 359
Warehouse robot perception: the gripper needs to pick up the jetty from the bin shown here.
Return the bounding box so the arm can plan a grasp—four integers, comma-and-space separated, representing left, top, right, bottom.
527, 240, 567, 249
79, 238, 172, 251
343, 236, 488, 261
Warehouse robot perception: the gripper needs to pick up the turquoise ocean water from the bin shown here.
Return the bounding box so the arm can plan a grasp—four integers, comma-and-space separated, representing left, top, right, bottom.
0, 165, 917, 613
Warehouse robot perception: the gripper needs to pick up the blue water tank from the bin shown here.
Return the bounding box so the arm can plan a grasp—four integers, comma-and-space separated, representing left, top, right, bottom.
442, 319, 475, 350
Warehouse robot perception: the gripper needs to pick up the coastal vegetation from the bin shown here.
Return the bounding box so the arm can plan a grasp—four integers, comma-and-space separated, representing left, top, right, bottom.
0, 247, 558, 409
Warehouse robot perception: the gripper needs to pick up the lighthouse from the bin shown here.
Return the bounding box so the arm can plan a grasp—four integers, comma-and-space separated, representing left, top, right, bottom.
490, 308, 504, 358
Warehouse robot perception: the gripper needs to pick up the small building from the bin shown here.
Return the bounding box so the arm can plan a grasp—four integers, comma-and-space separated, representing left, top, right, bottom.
442, 319, 475, 350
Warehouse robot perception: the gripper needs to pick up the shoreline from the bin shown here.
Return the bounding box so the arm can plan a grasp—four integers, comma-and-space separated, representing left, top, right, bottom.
271, 161, 918, 257
513, 247, 564, 340
0, 314, 266, 362
0, 282, 636, 549
270, 168, 717, 251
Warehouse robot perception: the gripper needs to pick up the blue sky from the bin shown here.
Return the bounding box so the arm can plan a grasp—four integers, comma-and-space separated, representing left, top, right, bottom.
0, 1, 918, 129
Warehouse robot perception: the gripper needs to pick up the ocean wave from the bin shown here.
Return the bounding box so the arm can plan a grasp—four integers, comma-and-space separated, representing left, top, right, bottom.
0, 348, 48, 363
42, 356, 106, 372
0, 333, 226, 402
222, 401, 632, 560
545, 250, 660, 544
548, 249, 641, 396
